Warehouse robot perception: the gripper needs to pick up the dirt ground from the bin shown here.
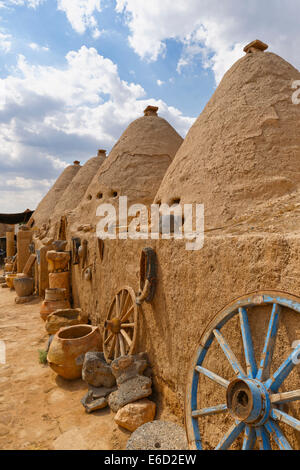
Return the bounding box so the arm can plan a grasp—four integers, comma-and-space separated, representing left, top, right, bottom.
0, 284, 132, 450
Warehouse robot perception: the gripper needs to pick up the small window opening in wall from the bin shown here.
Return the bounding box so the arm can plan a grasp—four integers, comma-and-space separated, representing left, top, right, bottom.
112, 191, 118, 198
97, 192, 103, 199
87, 194, 92, 200
172, 197, 181, 205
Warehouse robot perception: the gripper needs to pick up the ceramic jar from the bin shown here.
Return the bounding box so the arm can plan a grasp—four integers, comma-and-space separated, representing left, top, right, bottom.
47, 324, 101, 380
46, 250, 70, 273
5, 273, 17, 289
40, 288, 70, 321
45, 308, 88, 335
4, 262, 13, 273
13, 276, 34, 297
48, 272, 70, 298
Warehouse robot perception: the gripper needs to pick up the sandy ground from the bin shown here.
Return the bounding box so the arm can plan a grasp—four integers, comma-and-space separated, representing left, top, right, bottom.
0, 284, 131, 450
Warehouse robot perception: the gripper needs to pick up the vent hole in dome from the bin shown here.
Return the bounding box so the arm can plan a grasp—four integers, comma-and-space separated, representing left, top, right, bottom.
172, 198, 181, 205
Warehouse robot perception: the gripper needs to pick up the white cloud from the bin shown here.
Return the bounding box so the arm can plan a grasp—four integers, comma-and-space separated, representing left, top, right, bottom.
57, 0, 102, 36
5, 176, 52, 190
0, 31, 11, 53
157, 79, 164, 86
116, 0, 300, 84
7, 0, 44, 8
28, 42, 49, 51
0, 46, 194, 212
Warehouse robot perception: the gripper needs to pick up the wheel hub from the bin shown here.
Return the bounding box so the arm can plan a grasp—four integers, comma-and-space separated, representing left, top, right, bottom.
105, 317, 121, 334
226, 378, 270, 426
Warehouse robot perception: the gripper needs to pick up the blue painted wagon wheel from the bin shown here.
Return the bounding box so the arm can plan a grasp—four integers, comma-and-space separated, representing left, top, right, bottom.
185, 292, 300, 450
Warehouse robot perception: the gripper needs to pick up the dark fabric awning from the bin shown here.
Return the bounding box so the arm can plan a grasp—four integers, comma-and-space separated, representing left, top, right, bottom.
0, 209, 34, 225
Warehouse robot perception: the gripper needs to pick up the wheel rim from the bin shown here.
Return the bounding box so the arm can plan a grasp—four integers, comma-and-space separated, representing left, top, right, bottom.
103, 286, 138, 363
185, 291, 300, 450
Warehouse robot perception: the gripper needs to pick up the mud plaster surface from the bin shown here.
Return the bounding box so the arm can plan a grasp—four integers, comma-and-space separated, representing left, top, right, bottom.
155, 51, 300, 234
67, 232, 300, 449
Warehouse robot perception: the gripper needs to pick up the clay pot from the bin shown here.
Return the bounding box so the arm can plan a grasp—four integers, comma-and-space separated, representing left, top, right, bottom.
47, 325, 101, 380
4, 263, 13, 273
46, 250, 70, 273
13, 276, 34, 297
40, 288, 70, 321
5, 273, 17, 289
45, 308, 88, 335
49, 272, 70, 298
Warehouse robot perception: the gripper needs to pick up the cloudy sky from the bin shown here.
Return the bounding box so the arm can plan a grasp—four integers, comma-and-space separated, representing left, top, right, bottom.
0, 0, 300, 212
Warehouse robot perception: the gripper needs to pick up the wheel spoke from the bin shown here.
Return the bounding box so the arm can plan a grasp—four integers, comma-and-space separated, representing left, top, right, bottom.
256, 304, 280, 381
120, 328, 132, 346
121, 323, 135, 328
120, 292, 130, 318
242, 425, 256, 450
213, 329, 246, 377
195, 366, 229, 388
264, 420, 292, 450
192, 404, 227, 418
215, 422, 245, 450
120, 305, 134, 323
264, 343, 300, 392
271, 408, 300, 431
270, 389, 300, 404
107, 335, 116, 359
119, 289, 125, 312
114, 335, 119, 359
119, 334, 125, 356
255, 426, 271, 450
239, 308, 257, 378
104, 332, 113, 346
115, 295, 120, 317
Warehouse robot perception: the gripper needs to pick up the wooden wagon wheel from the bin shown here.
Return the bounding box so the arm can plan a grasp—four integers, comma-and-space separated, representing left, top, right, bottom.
103, 286, 138, 363
185, 291, 300, 450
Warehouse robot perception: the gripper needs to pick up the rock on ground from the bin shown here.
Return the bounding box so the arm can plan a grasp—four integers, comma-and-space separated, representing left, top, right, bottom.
80, 392, 108, 413
126, 421, 188, 450
114, 399, 156, 432
82, 352, 116, 388
108, 375, 152, 412
111, 353, 148, 385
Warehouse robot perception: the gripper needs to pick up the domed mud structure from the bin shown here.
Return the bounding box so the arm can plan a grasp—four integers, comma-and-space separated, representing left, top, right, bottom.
155, 43, 300, 234
48, 150, 107, 238
71, 106, 183, 230
29, 161, 82, 229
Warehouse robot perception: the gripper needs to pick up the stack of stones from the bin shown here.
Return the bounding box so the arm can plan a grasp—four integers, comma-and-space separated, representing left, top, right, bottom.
81, 352, 156, 432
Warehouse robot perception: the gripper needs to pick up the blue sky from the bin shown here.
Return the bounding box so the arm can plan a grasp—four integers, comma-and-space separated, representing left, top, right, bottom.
0, 0, 300, 212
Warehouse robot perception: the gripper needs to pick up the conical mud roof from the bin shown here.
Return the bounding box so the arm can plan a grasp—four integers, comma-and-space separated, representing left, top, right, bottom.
71, 107, 183, 229
155, 42, 300, 233
51, 150, 106, 218
31, 161, 81, 229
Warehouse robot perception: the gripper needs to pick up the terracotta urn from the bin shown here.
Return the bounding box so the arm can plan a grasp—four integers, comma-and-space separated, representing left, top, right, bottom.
13, 276, 34, 297
4, 263, 13, 273
5, 273, 17, 289
45, 308, 88, 335
49, 272, 70, 298
46, 250, 70, 273
40, 288, 70, 321
47, 324, 101, 380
